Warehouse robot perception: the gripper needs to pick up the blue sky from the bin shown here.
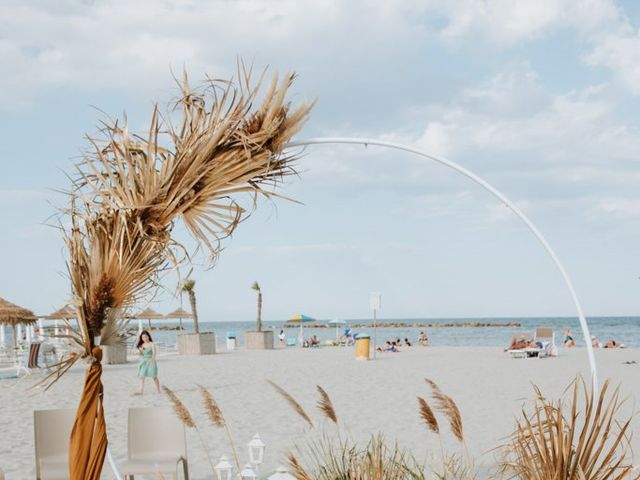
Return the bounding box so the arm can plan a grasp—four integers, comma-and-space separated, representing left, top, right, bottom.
1, 0, 639, 322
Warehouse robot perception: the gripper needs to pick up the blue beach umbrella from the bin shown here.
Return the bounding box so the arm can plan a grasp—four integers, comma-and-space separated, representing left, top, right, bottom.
328, 318, 346, 339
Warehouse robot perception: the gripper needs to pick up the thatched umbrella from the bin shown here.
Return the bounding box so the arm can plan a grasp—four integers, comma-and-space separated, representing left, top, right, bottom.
0, 297, 37, 347
165, 307, 193, 331
134, 307, 164, 330
45, 305, 77, 320
44, 305, 77, 337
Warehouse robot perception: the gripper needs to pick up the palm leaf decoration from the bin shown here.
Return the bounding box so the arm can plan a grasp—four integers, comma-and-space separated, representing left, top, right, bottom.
55, 64, 313, 479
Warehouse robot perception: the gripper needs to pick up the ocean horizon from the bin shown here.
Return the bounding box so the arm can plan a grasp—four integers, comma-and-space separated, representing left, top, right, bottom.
124, 315, 640, 348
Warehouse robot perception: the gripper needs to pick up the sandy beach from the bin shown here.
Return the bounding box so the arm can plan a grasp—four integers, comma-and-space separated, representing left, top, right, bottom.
0, 345, 638, 479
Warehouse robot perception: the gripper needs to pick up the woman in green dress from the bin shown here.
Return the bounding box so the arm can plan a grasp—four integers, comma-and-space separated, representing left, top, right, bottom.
136, 330, 160, 395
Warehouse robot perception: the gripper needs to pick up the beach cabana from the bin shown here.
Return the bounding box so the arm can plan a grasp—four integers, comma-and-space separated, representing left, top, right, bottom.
165, 307, 193, 331
134, 307, 164, 330
287, 314, 315, 345
328, 318, 347, 339
0, 297, 37, 348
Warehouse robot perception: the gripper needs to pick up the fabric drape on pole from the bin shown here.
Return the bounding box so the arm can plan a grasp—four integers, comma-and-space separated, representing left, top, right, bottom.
69, 347, 107, 479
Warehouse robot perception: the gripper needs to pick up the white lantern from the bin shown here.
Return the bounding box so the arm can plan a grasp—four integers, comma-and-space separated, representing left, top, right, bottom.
268, 466, 296, 480
215, 454, 233, 480
239, 463, 257, 480
248, 433, 265, 466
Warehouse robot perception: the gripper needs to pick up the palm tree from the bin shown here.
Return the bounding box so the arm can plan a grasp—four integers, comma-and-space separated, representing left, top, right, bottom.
181, 279, 200, 334
251, 281, 262, 332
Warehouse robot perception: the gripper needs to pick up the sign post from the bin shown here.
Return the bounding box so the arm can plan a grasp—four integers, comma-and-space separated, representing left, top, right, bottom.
370, 292, 382, 360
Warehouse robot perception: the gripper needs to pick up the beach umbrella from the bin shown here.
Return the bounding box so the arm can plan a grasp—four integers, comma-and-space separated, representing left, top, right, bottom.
165, 307, 193, 331
134, 307, 164, 329
328, 318, 347, 339
0, 297, 37, 347
45, 304, 77, 320
44, 305, 78, 338
287, 314, 315, 345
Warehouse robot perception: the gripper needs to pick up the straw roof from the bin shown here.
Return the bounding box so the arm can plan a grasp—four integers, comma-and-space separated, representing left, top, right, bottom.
44, 304, 77, 320
0, 297, 37, 325
165, 307, 193, 319
134, 307, 164, 319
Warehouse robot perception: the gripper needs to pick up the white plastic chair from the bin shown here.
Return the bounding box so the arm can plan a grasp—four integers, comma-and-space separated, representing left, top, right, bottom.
34, 408, 75, 480
120, 407, 189, 479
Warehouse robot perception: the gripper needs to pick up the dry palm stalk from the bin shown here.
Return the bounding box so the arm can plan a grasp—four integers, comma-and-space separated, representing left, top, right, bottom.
197, 384, 241, 472
55, 64, 312, 479
268, 380, 314, 428
316, 385, 338, 424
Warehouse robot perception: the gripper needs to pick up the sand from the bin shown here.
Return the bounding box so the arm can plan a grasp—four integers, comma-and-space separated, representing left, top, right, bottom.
1, 345, 638, 479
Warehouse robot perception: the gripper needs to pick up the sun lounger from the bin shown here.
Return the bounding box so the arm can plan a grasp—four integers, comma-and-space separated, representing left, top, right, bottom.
34, 408, 75, 480
120, 407, 189, 480
507, 328, 557, 359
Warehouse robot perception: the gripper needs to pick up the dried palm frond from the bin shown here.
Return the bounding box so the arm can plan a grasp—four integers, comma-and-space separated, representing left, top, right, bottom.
162, 386, 196, 428
316, 385, 338, 424
268, 380, 314, 428
418, 397, 439, 434
44, 65, 312, 389
498, 377, 636, 480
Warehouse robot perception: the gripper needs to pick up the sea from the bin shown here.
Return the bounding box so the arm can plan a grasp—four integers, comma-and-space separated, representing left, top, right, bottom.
140, 316, 640, 349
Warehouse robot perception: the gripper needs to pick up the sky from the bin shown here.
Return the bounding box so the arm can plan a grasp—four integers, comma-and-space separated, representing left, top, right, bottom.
1, 0, 639, 322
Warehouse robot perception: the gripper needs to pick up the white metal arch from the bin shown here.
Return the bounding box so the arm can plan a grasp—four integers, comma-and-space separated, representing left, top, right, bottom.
285, 136, 598, 387
107, 135, 599, 480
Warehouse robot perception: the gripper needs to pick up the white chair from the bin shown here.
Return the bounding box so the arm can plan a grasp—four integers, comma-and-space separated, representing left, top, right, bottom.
34, 408, 75, 480
120, 407, 189, 479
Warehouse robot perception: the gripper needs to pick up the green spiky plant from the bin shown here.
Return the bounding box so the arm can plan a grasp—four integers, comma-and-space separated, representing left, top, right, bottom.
181, 279, 200, 334
251, 281, 262, 332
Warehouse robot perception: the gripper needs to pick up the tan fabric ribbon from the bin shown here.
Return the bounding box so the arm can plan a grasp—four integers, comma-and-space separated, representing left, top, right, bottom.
69, 347, 108, 479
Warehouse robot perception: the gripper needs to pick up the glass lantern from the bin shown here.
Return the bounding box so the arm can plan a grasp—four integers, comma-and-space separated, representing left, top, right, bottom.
239, 463, 257, 480
247, 433, 266, 466
215, 454, 233, 480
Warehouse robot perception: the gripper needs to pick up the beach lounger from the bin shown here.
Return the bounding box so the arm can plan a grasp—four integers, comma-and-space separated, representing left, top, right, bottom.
120, 407, 189, 480
34, 408, 75, 480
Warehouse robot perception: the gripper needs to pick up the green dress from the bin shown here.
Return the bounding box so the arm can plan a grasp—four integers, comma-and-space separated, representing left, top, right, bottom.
137, 344, 158, 378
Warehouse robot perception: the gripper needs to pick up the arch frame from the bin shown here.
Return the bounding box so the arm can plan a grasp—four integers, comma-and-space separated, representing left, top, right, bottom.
285, 136, 598, 387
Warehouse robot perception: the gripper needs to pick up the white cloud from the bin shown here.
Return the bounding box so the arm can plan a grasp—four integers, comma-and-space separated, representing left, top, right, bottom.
586, 31, 640, 95
431, 0, 621, 44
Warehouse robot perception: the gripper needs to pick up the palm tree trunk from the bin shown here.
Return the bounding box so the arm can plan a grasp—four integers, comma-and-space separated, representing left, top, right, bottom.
257, 292, 262, 332
189, 291, 200, 334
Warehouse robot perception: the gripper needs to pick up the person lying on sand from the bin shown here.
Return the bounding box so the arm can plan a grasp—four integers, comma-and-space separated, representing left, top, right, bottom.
376, 341, 400, 352
505, 338, 543, 351
604, 339, 625, 349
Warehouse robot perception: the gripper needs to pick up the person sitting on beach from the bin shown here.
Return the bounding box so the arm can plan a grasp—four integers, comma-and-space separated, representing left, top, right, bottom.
591, 335, 601, 348
309, 335, 320, 347
418, 331, 429, 346
404, 338, 412, 347
604, 339, 625, 349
